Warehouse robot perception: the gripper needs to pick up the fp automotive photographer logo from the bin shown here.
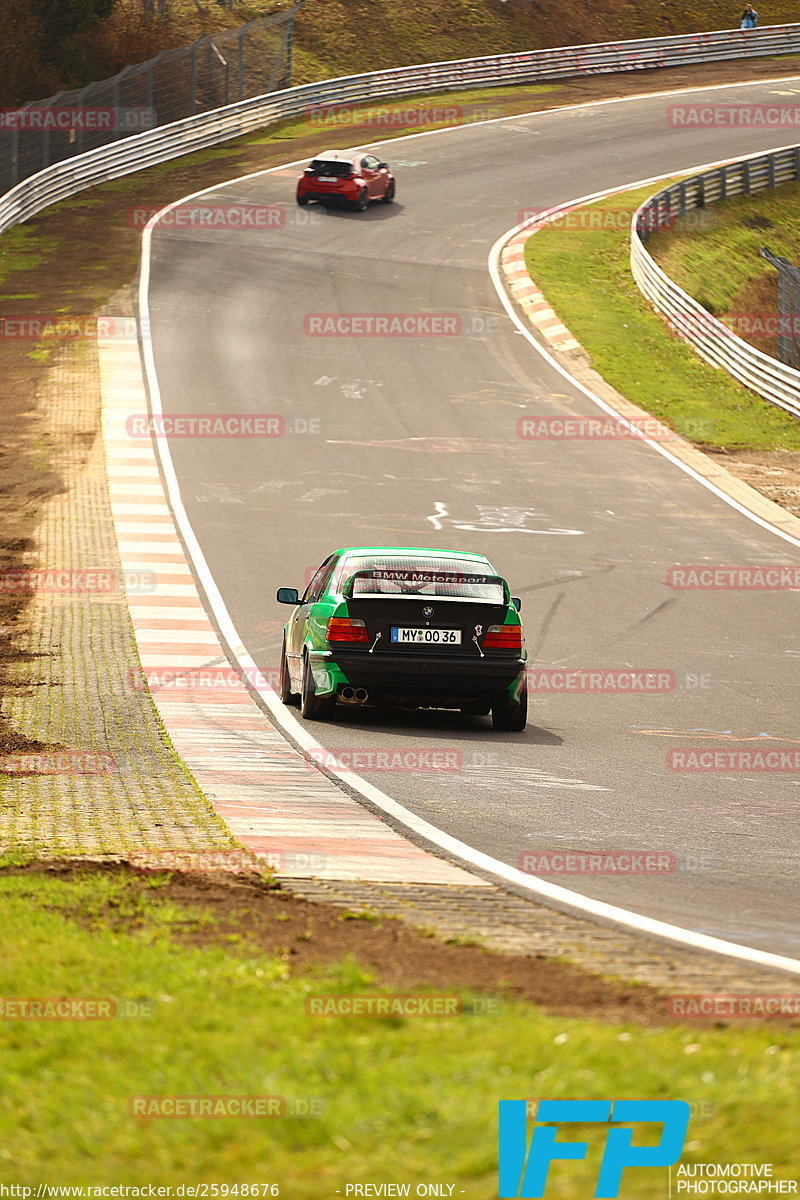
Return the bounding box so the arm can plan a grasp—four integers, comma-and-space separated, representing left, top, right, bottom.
498, 1099, 690, 1197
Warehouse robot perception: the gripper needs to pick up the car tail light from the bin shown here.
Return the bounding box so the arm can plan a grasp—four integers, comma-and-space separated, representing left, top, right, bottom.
483, 624, 523, 650
327, 617, 369, 643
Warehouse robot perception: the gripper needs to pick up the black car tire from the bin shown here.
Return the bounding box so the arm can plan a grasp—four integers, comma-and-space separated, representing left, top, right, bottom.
300, 653, 336, 721
381, 180, 396, 204
492, 689, 528, 732
278, 637, 299, 706
297, 195, 309, 206
353, 189, 369, 212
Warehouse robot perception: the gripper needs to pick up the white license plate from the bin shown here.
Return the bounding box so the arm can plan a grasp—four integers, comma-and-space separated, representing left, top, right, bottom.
391, 627, 462, 645
317, 176, 338, 182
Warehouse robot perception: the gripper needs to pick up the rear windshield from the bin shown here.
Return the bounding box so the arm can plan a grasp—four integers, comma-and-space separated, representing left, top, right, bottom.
339, 556, 506, 603
310, 160, 351, 177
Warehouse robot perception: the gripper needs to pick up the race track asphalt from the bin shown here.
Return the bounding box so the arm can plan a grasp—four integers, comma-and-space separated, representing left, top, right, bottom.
144, 76, 800, 957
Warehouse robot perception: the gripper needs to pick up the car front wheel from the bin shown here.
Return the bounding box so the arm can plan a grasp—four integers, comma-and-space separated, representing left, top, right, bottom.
381, 180, 395, 204
300, 653, 336, 721
492, 690, 527, 732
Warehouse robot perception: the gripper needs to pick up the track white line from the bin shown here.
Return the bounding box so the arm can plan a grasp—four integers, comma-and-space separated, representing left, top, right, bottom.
138, 78, 800, 974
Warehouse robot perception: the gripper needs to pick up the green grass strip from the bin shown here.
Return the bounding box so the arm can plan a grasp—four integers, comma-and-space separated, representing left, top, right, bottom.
0, 868, 797, 1187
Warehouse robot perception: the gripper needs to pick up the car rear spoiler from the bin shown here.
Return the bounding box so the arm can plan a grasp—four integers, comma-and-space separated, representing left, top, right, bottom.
342, 568, 509, 601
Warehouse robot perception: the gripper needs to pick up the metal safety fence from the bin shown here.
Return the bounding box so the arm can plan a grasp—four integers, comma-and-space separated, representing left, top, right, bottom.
632, 146, 800, 419
759, 246, 800, 369
0, 3, 305, 195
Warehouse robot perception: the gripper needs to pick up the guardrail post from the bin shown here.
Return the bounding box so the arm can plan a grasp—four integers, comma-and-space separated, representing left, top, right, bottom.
679, 181, 687, 217
743, 160, 751, 195
768, 154, 776, 188
190, 46, 197, 115
74, 90, 85, 157
146, 60, 154, 120
286, 13, 294, 87
719, 165, 727, 202
237, 27, 245, 101
10, 128, 18, 188
759, 246, 800, 368
697, 175, 705, 207
112, 78, 120, 139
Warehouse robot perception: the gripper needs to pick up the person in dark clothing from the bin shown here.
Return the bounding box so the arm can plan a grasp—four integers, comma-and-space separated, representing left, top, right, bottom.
740, 4, 758, 27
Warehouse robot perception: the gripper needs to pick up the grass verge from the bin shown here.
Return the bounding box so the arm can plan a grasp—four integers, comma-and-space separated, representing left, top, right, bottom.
0, 865, 797, 1191
524, 182, 800, 450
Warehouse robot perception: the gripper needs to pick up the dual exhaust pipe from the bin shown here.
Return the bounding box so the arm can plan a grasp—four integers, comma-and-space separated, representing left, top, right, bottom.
340, 686, 369, 705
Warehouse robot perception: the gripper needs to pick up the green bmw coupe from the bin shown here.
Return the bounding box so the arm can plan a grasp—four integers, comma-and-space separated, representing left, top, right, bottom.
276, 546, 527, 731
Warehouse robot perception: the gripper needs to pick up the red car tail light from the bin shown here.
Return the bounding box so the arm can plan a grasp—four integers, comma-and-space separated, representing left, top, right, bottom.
326, 617, 369, 643
483, 624, 523, 650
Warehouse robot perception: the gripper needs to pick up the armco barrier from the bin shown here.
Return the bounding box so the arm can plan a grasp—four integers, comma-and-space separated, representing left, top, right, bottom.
3, 24, 800, 236
631, 146, 800, 420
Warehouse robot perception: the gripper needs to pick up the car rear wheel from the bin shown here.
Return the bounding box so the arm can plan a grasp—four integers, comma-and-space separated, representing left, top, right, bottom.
278, 638, 299, 706
492, 689, 527, 732
381, 180, 396, 204
296, 194, 309, 206
300, 653, 336, 721
353, 189, 369, 212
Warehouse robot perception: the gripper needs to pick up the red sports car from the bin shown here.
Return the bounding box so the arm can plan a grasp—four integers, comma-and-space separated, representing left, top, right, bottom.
296, 150, 396, 211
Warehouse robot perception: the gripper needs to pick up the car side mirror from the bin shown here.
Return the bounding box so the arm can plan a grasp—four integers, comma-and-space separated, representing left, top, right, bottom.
511, 597, 522, 612
378, 162, 389, 170
276, 587, 299, 605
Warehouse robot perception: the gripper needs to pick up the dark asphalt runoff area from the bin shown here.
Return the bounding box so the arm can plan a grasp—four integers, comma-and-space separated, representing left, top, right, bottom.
145, 77, 800, 957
